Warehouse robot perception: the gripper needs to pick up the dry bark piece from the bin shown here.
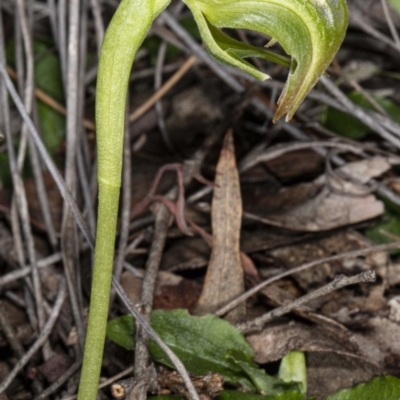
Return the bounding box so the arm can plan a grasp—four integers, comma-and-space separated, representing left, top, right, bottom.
195, 130, 245, 322
157, 368, 224, 400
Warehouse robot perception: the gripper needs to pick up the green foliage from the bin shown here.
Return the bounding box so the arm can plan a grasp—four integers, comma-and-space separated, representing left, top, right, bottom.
34, 42, 64, 102
107, 310, 299, 394
326, 376, 400, 400
278, 351, 307, 396
323, 92, 400, 139
34, 42, 66, 156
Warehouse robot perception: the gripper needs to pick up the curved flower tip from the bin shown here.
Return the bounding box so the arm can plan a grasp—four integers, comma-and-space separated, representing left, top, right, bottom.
184, 0, 348, 122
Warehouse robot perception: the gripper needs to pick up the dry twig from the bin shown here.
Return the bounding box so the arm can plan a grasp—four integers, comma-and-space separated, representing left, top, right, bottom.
238, 271, 376, 333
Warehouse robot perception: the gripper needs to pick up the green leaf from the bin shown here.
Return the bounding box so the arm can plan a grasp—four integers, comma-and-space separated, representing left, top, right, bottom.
33, 41, 66, 157
37, 102, 66, 156
107, 310, 301, 394
228, 350, 300, 396
106, 314, 135, 350
34, 41, 64, 102
278, 351, 307, 396
217, 390, 304, 400
183, 0, 348, 121
4, 40, 65, 162
326, 376, 400, 400
323, 92, 400, 139
107, 309, 258, 388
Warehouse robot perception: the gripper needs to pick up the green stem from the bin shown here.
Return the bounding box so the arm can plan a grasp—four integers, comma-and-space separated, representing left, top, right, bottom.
77, 0, 170, 398
77, 183, 119, 400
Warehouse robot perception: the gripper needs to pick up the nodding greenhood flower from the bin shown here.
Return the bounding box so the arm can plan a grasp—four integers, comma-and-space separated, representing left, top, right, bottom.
184, 0, 348, 121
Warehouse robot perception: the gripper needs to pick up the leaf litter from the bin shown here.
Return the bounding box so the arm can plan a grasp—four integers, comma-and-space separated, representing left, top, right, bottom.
1, 1, 400, 400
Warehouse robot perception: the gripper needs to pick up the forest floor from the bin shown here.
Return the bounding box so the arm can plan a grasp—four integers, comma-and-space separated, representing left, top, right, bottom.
1, 0, 400, 399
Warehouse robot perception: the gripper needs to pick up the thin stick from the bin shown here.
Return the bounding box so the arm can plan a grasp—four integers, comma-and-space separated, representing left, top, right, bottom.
0, 253, 62, 287
237, 271, 376, 333
0, 279, 67, 393
155, 40, 176, 153
112, 278, 201, 400
132, 199, 173, 400
61, 0, 85, 352
129, 55, 197, 123
215, 242, 400, 317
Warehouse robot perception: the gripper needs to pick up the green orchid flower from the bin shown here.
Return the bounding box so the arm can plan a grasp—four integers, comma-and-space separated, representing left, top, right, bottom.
78, 1, 348, 398
184, 0, 348, 121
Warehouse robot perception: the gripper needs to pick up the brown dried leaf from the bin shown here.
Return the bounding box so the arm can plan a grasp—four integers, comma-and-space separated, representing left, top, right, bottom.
246, 157, 389, 231
195, 130, 245, 322
247, 321, 380, 400
307, 352, 379, 400
263, 149, 324, 182
247, 321, 359, 364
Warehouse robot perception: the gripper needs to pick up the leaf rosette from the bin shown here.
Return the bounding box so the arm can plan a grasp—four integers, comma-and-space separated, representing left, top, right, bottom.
183, 0, 348, 121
